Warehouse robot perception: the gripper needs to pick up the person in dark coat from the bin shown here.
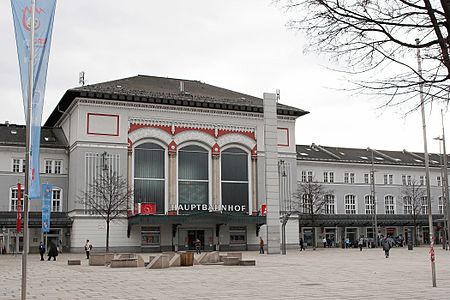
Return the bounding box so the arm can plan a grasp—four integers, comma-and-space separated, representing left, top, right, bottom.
38, 242, 45, 261
47, 241, 58, 261
299, 238, 305, 251
381, 236, 393, 258
194, 238, 201, 254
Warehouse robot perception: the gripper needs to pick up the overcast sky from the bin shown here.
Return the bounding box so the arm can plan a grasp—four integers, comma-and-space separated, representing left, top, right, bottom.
1, 0, 448, 153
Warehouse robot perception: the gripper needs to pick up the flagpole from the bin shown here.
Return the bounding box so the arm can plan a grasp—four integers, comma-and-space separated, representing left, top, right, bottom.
22, 0, 36, 299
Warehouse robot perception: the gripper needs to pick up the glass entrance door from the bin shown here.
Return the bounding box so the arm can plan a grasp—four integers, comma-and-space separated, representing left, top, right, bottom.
187, 230, 205, 250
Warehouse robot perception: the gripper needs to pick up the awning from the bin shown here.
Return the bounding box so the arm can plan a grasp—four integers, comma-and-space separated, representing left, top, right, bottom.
128, 211, 266, 226
295, 214, 444, 227
0, 212, 72, 228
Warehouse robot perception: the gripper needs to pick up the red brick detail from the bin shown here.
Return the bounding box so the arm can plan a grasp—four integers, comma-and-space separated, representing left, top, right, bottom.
168, 140, 177, 154
212, 143, 221, 157
128, 139, 133, 153
217, 129, 256, 140
128, 123, 172, 135
174, 127, 215, 137
251, 146, 257, 158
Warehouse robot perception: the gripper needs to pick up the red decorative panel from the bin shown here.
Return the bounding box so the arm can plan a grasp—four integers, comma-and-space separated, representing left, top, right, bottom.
277, 127, 289, 146
87, 113, 119, 136
175, 127, 215, 137
212, 143, 221, 157
217, 129, 256, 140
128, 123, 171, 135
168, 140, 177, 154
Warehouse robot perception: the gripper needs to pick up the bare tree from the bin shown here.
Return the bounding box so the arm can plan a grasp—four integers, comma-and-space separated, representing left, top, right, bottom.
79, 168, 131, 252
400, 179, 427, 245
293, 180, 332, 250
277, 0, 450, 111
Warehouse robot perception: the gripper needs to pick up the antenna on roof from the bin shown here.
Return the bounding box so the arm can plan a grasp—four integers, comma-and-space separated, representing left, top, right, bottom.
276, 89, 280, 102
79, 71, 85, 86
179, 81, 185, 94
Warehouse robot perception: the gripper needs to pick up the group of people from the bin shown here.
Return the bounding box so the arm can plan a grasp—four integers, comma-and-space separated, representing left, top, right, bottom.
38, 239, 93, 261
38, 241, 58, 261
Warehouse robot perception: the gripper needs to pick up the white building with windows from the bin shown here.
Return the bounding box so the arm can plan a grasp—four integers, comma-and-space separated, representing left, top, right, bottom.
0, 75, 447, 254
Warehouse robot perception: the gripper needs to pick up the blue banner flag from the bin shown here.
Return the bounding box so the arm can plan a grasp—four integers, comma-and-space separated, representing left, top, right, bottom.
11, 0, 57, 199
41, 183, 52, 233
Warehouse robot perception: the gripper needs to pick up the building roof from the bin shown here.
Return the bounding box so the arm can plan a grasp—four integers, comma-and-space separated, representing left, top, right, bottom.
0, 123, 68, 149
45, 75, 309, 126
296, 143, 446, 168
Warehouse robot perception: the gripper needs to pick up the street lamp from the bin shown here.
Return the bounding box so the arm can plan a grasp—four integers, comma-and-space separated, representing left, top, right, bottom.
416, 38, 436, 287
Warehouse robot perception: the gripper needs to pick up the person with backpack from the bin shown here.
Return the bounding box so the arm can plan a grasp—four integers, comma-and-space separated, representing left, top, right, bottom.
84, 239, 93, 259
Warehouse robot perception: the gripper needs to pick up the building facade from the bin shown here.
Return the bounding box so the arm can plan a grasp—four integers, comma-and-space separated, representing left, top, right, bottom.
288, 143, 448, 248
1, 75, 447, 254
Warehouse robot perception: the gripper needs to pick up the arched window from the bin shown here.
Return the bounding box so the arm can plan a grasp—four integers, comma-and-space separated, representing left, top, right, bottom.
221, 148, 248, 213
364, 195, 374, 214
178, 145, 208, 210
134, 143, 165, 214
345, 194, 356, 214
384, 195, 395, 214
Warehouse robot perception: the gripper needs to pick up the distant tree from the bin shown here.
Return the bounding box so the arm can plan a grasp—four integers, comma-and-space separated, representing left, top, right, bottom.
78, 167, 131, 252
400, 179, 426, 245
277, 0, 450, 111
292, 179, 332, 250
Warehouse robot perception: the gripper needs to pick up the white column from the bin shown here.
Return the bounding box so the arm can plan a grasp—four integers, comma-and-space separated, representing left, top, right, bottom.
264, 93, 280, 254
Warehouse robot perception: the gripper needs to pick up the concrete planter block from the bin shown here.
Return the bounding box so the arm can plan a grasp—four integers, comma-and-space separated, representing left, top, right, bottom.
89, 254, 106, 266
223, 257, 240, 266
146, 254, 169, 269
169, 254, 180, 267
67, 260, 81, 265
227, 252, 242, 260
206, 251, 219, 263
110, 258, 138, 268
239, 260, 256, 266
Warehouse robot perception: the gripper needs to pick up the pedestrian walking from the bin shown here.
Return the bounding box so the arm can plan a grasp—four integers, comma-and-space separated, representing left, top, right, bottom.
381, 236, 393, 258
322, 237, 327, 248
345, 238, 350, 249
47, 241, 58, 261
84, 239, 93, 259
299, 238, 304, 251
259, 237, 265, 254
358, 237, 364, 251
194, 238, 201, 254
38, 242, 45, 261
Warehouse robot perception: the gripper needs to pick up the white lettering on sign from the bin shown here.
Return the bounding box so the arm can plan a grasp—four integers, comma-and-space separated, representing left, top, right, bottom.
173, 204, 247, 212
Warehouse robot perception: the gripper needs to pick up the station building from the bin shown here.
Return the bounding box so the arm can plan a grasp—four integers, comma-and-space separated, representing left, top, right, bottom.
0, 75, 306, 253
0, 75, 447, 253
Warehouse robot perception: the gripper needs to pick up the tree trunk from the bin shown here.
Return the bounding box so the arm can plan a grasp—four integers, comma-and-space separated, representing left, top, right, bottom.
106, 219, 110, 253
311, 214, 316, 250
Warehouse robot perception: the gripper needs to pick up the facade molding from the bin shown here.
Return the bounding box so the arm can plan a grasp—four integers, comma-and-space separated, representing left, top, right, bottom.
128, 127, 172, 146
217, 133, 256, 150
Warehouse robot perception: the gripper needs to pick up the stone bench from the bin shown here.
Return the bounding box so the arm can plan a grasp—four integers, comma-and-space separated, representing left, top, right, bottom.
67, 259, 81, 265
239, 260, 256, 266
146, 254, 169, 269
223, 257, 240, 266
110, 258, 139, 268
89, 253, 116, 266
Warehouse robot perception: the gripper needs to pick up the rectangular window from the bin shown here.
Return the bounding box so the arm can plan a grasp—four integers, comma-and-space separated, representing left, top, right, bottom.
301, 171, 307, 183
344, 173, 349, 184
419, 176, 426, 186
364, 173, 369, 184
389, 175, 393, 185
307, 171, 313, 182
437, 176, 441, 187
45, 160, 53, 174
407, 176, 412, 185
383, 174, 393, 185
10, 188, 24, 211
403, 197, 412, 214
52, 189, 62, 212
402, 175, 407, 185
323, 172, 334, 183
12, 159, 25, 173
350, 173, 355, 184
421, 197, 428, 214
141, 226, 161, 247
439, 197, 444, 214
44, 160, 63, 174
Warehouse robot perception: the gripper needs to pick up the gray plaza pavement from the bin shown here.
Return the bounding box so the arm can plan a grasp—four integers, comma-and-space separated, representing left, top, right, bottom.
1, 247, 450, 300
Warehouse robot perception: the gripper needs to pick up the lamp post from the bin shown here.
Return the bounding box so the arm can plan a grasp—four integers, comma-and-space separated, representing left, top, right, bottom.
278, 160, 288, 255
436, 110, 450, 250
370, 149, 378, 247
434, 136, 447, 249
416, 38, 436, 287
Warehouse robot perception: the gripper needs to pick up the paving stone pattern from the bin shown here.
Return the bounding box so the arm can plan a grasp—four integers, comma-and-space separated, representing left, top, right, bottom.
1, 247, 450, 299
